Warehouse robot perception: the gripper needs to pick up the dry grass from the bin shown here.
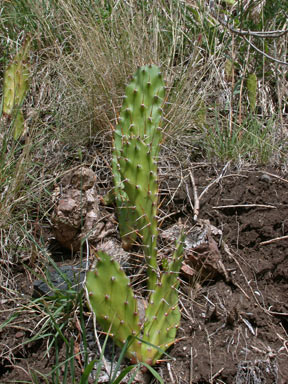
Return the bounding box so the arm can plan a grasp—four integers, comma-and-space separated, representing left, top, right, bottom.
45, 0, 205, 144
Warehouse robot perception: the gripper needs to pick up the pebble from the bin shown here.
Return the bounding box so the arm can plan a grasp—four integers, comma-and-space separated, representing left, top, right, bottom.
15, 331, 25, 339
259, 174, 272, 183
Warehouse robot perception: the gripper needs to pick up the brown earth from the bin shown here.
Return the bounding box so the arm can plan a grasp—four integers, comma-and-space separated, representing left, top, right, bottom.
0, 165, 288, 383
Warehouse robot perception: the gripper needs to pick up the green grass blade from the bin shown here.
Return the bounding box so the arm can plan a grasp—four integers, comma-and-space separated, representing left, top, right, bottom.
113, 365, 138, 384
79, 359, 97, 384
140, 362, 164, 383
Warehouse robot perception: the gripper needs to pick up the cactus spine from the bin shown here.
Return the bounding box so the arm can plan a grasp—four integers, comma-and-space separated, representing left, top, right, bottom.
2, 37, 31, 140
112, 64, 165, 291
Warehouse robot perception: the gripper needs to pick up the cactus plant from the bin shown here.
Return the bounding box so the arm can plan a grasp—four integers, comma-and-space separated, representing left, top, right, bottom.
2, 36, 31, 140
112, 64, 165, 291
86, 65, 185, 366
86, 234, 184, 365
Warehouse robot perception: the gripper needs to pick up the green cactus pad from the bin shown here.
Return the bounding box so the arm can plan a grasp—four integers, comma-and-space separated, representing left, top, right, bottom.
142, 233, 185, 364
13, 111, 25, 140
3, 38, 30, 116
112, 64, 165, 290
2, 37, 31, 140
86, 251, 141, 361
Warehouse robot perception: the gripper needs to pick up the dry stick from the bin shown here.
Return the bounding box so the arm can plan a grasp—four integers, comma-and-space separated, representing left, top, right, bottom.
277, 324, 288, 353
243, 35, 288, 66
167, 362, 175, 383
209, 2, 288, 65
260, 234, 288, 246
167, 166, 185, 206
198, 162, 231, 201
158, 210, 182, 227
190, 347, 194, 384
213, 204, 276, 209
189, 162, 231, 221
189, 170, 199, 221
210, 6, 288, 38
211, 368, 224, 381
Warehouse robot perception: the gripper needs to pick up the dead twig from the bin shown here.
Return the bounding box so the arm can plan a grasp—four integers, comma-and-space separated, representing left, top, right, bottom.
260, 235, 288, 246
189, 162, 231, 221
213, 204, 276, 209
198, 162, 231, 201
211, 367, 224, 381
167, 362, 175, 383
189, 170, 199, 221
209, 2, 288, 66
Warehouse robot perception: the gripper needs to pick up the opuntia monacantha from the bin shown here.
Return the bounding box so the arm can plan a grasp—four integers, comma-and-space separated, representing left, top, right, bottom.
86, 65, 185, 366
112, 64, 165, 291
2, 36, 31, 140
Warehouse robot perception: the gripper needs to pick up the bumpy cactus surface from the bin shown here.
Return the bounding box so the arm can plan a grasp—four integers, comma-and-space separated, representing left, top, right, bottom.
142, 233, 184, 364
112, 64, 165, 290
2, 37, 30, 139
86, 235, 184, 365
86, 251, 142, 361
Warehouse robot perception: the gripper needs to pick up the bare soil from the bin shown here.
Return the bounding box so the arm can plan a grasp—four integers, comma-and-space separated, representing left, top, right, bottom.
0, 165, 288, 383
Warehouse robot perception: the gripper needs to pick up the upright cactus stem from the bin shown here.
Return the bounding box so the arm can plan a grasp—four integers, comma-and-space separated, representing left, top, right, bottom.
86, 65, 185, 366
142, 233, 185, 364
112, 64, 165, 291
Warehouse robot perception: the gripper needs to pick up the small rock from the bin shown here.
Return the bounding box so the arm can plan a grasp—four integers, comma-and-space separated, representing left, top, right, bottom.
33, 262, 87, 297
15, 331, 25, 339
259, 173, 272, 183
